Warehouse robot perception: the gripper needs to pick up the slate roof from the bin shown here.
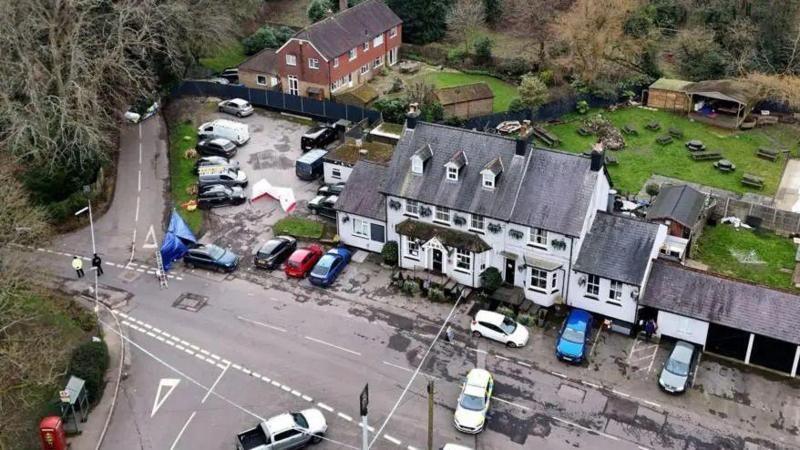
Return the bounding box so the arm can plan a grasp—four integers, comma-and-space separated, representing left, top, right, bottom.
334, 161, 387, 221
383, 122, 600, 237
641, 260, 800, 345
482, 157, 503, 175
646, 184, 706, 228
414, 144, 432, 161
292, 0, 402, 60
447, 150, 467, 168
573, 212, 663, 285
433, 83, 494, 106
395, 220, 491, 253
238, 48, 279, 74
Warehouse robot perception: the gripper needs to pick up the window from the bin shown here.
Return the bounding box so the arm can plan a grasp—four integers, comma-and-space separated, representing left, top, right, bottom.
373, 56, 384, 68
405, 199, 419, 216
331, 167, 341, 179
286, 54, 297, 66
435, 206, 451, 223
256, 75, 267, 86
308, 58, 319, 69
470, 215, 484, 231
411, 157, 423, 174
373, 34, 384, 47
406, 241, 419, 259
586, 274, 600, 297
353, 218, 369, 237
333, 57, 339, 68
482, 173, 495, 189
363, 41, 370, 51
360, 64, 370, 75
274, 429, 301, 443
446, 166, 458, 181
530, 228, 547, 248
349, 48, 357, 60
455, 249, 471, 272
552, 271, 558, 289
389, 26, 398, 38
608, 280, 623, 302
529, 268, 547, 291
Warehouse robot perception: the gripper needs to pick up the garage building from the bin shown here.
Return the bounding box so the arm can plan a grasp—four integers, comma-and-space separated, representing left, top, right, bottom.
433, 83, 494, 119
645, 78, 693, 112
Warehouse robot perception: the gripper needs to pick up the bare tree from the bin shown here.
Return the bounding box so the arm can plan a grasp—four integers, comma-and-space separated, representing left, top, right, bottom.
0, 169, 51, 248
447, 0, 485, 51
505, 0, 573, 64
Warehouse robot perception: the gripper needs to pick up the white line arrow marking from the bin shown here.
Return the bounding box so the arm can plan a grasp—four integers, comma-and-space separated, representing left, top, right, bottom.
143, 225, 158, 249
152, 378, 181, 417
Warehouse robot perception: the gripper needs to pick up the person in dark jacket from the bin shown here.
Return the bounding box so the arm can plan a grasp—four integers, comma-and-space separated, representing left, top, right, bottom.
644, 319, 658, 342
91, 253, 103, 276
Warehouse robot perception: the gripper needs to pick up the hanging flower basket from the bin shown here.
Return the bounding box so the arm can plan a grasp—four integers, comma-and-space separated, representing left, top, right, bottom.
388, 199, 402, 211
508, 229, 524, 240
419, 206, 432, 217
453, 215, 467, 226
487, 223, 502, 234
551, 239, 567, 250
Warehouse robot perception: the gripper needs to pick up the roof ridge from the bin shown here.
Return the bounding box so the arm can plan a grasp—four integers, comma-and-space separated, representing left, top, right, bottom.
596, 210, 660, 228
304, 0, 381, 30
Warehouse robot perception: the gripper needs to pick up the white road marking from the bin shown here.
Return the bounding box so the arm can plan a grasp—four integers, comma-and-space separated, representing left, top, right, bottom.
643, 400, 662, 408
582, 380, 602, 389
552, 416, 620, 441
494, 355, 510, 361
151, 378, 181, 417
517, 361, 532, 368
469, 347, 488, 354
271, 381, 281, 388
137, 170, 142, 192
242, 368, 252, 375
551, 371, 568, 379
383, 435, 402, 445
232, 364, 242, 370
143, 225, 158, 249
302, 395, 313, 402
202, 362, 230, 403
494, 396, 530, 411
305, 336, 361, 356
337, 412, 353, 422
135, 196, 140, 223
281, 385, 292, 393
291, 390, 302, 397
170, 411, 196, 450
317, 402, 334, 412
382, 361, 440, 381
236, 316, 288, 333
612, 389, 631, 398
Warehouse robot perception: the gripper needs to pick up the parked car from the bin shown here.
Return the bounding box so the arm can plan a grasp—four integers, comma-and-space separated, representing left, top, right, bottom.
235, 408, 327, 450
318, 182, 346, 196
197, 119, 250, 145
285, 245, 324, 278
198, 167, 248, 188
124, 99, 159, 123
254, 236, 297, 270
555, 309, 593, 364
470, 310, 529, 348
193, 155, 239, 174
207, 77, 230, 85
197, 184, 246, 209
296, 149, 328, 181
219, 68, 239, 84
196, 138, 237, 158
183, 244, 239, 272
658, 340, 696, 394
307, 195, 338, 219
301, 125, 337, 151
218, 98, 254, 117
441, 445, 473, 450
309, 247, 352, 287
454, 368, 493, 434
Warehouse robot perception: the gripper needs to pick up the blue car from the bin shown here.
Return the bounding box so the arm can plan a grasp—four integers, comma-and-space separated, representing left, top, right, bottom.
308, 247, 352, 287
555, 309, 593, 364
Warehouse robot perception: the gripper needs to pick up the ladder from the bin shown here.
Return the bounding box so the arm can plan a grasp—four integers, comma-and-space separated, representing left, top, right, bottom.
155, 247, 168, 289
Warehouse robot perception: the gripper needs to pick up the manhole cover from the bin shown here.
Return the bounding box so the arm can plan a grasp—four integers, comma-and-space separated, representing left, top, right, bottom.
604, 395, 638, 422
173, 292, 208, 312
119, 270, 141, 283
557, 384, 586, 402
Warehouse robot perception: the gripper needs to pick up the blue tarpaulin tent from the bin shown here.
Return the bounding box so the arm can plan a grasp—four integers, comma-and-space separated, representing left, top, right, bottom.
160, 210, 197, 271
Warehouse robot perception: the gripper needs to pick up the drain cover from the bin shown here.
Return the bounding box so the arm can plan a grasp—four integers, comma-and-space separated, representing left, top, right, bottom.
173, 292, 208, 312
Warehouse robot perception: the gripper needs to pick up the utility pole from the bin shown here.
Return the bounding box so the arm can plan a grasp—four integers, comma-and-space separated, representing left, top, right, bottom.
427, 379, 434, 450
360, 384, 369, 450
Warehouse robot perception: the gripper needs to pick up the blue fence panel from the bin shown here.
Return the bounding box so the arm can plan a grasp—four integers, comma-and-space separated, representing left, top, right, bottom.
346, 105, 366, 122
265, 90, 284, 109
326, 102, 348, 121
304, 98, 325, 117
283, 94, 303, 113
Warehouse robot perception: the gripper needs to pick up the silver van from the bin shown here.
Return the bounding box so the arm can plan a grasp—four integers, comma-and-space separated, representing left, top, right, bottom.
198, 167, 248, 188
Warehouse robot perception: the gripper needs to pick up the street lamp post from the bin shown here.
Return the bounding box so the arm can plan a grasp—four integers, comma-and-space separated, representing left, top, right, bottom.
75, 197, 98, 314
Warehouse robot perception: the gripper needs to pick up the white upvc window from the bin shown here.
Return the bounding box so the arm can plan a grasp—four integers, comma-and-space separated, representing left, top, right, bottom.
333, 57, 339, 68
470, 214, 484, 232
256, 75, 267, 86
373, 56, 383, 68
349, 48, 357, 60
331, 167, 342, 179
446, 166, 458, 181
530, 228, 547, 248
482, 173, 495, 189
308, 58, 319, 69
455, 249, 471, 272
363, 41, 370, 51
411, 156, 423, 174
406, 199, 419, 216
608, 280, 623, 303
373, 34, 384, 47
406, 241, 420, 259
286, 54, 297, 66
435, 206, 451, 224
552, 271, 558, 290
353, 218, 369, 237
586, 274, 600, 297
389, 27, 398, 38
529, 268, 547, 291
360, 64, 370, 75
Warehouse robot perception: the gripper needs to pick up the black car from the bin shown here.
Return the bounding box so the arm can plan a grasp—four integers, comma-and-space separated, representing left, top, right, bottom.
254, 236, 297, 270
194, 156, 240, 174
197, 184, 246, 209
197, 138, 237, 158
301, 125, 337, 151
318, 182, 346, 196
308, 195, 338, 219
219, 68, 239, 84
183, 244, 239, 272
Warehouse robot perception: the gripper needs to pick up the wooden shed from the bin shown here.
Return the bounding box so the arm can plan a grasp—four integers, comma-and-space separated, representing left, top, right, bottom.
433, 83, 494, 119
646, 78, 693, 112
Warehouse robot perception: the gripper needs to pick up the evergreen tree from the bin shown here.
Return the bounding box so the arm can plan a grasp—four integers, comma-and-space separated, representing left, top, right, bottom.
386, 0, 453, 44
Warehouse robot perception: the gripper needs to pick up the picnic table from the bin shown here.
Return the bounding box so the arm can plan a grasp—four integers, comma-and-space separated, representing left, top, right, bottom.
605, 155, 619, 165
622, 124, 638, 136
686, 140, 705, 151
668, 128, 684, 138
496, 120, 522, 135
656, 135, 673, 145
691, 151, 723, 161
577, 127, 592, 136
645, 121, 661, 131
741, 173, 764, 189
532, 125, 560, 146
714, 159, 736, 172
756, 147, 780, 161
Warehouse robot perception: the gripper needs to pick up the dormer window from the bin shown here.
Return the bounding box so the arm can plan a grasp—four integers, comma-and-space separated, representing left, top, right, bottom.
445, 150, 467, 182
446, 166, 459, 180
481, 157, 503, 190
482, 173, 495, 189
411, 144, 433, 175
412, 156, 424, 174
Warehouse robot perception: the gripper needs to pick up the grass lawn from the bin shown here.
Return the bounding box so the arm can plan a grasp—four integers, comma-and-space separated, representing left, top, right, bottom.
545, 108, 798, 195
694, 225, 796, 290
168, 121, 203, 234
421, 71, 518, 113
199, 41, 247, 73
274, 217, 324, 239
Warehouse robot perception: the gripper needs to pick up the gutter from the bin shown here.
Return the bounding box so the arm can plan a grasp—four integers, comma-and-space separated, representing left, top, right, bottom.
565, 237, 574, 303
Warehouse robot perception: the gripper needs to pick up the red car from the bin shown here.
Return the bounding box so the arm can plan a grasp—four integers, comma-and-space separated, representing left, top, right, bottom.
284, 244, 324, 278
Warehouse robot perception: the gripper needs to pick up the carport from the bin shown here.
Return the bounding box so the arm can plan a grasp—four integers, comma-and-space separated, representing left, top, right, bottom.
642, 260, 800, 377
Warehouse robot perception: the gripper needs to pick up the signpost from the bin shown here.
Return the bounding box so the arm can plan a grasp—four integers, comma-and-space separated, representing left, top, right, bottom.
360, 384, 369, 450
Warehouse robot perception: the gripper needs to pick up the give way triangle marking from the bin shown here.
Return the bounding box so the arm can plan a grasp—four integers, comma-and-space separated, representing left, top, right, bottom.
151, 378, 180, 417
143, 224, 158, 249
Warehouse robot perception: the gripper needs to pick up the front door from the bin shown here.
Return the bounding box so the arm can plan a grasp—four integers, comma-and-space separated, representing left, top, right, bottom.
288, 75, 299, 96
432, 249, 443, 273
504, 258, 515, 285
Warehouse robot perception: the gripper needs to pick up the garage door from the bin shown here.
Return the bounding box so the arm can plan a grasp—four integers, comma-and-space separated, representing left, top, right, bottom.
749, 335, 797, 374
706, 323, 750, 361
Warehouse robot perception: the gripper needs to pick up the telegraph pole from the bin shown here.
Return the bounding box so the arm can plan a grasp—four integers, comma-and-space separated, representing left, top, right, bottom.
360, 384, 369, 450
427, 379, 434, 450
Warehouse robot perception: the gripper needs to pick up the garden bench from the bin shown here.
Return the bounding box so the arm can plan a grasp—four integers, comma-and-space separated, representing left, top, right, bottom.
622, 124, 638, 136
713, 159, 736, 172
577, 127, 592, 136
756, 147, 779, 161
685, 140, 706, 152
645, 121, 661, 131
691, 151, 722, 161
532, 125, 560, 146
741, 173, 764, 189
605, 155, 619, 165
656, 135, 673, 145
668, 127, 684, 138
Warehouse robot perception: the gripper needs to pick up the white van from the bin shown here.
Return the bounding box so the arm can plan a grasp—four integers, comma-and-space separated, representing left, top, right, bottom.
197, 119, 250, 146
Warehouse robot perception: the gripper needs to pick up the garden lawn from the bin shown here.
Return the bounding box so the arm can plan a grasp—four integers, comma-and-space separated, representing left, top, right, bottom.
421, 71, 518, 112
168, 121, 203, 233
199, 41, 247, 73
693, 224, 796, 290
545, 108, 798, 195
273, 217, 324, 239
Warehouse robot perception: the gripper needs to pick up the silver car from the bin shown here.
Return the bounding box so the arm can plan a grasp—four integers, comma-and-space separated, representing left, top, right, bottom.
218, 98, 254, 117
658, 340, 696, 394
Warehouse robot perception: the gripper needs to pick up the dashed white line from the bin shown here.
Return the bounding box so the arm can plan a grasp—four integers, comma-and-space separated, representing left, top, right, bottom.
236, 316, 288, 333
291, 390, 302, 397
551, 371, 568, 379
582, 380, 602, 389
305, 336, 361, 356
302, 395, 313, 402
271, 381, 281, 388
612, 389, 631, 398
242, 368, 252, 375
494, 355, 510, 361
494, 396, 531, 411
261, 375, 272, 383
281, 385, 292, 393
317, 402, 334, 412
337, 412, 353, 422
517, 361, 532, 368
232, 363, 242, 371
643, 400, 661, 408
190, 344, 200, 351
135, 196, 140, 222
383, 435, 402, 445
185, 350, 195, 356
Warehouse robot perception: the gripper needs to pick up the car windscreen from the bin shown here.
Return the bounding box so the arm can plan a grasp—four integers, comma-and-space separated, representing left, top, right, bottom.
561, 327, 584, 344
292, 413, 308, 430
258, 241, 283, 257
459, 393, 485, 411
207, 246, 225, 260
500, 317, 517, 334
310, 255, 334, 276
665, 356, 689, 376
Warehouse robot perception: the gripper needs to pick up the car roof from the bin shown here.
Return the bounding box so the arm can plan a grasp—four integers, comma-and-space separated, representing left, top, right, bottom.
465, 368, 491, 388
475, 310, 505, 325
672, 341, 695, 361
265, 413, 294, 434
200, 184, 230, 193
228, 98, 248, 105
566, 309, 591, 330
326, 247, 350, 257
209, 138, 233, 145
298, 149, 328, 162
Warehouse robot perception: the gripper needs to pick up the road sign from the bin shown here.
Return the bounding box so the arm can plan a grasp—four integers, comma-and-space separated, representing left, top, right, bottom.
59, 390, 71, 403
360, 384, 368, 417
151, 378, 180, 417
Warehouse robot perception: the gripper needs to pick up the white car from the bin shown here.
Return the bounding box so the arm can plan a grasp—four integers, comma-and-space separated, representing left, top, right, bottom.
470, 310, 529, 348
454, 369, 493, 434
441, 445, 473, 450
219, 98, 254, 117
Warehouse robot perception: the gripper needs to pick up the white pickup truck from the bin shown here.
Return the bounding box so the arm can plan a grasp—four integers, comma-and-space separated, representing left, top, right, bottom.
236, 409, 327, 450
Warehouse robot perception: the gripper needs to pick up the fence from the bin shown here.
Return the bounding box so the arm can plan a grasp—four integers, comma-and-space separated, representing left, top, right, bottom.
171, 81, 382, 125
709, 194, 800, 236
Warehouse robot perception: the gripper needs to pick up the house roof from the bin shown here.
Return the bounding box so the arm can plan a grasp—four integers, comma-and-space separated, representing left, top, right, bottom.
482, 157, 503, 176
325, 140, 395, 166
383, 122, 599, 237
413, 144, 433, 161
395, 219, 491, 253
238, 48, 279, 74
433, 83, 494, 106
641, 260, 800, 345
292, 0, 402, 60
646, 184, 706, 228
334, 161, 387, 221
447, 150, 467, 169
574, 212, 664, 285
649, 78, 693, 92
685, 79, 762, 107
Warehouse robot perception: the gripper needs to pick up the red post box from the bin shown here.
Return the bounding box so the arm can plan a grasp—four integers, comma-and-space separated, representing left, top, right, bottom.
39, 416, 67, 450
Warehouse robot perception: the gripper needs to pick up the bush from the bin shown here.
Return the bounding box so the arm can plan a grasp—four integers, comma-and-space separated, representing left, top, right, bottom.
373, 97, 409, 123
498, 57, 531, 79
447, 47, 469, 64
495, 306, 515, 319
623, 6, 655, 38
517, 74, 549, 111
401, 279, 419, 296
241, 25, 294, 55
645, 183, 660, 197
68, 340, 109, 404
474, 36, 493, 64
479, 267, 502, 293
381, 241, 399, 266
507, 98, 526, 113
517, 313, 535, 326
536, 69, 554, 87
428, 287, 446, 302
576, 100, 589, 115
420, 101, 444, 122
307, 0, 332, 23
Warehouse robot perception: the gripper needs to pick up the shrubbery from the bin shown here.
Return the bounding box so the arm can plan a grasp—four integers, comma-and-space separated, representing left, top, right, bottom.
68, 340, 109, 404
242, 25, 295, 56
381, 241, 399, 266
495, 306, 515, 319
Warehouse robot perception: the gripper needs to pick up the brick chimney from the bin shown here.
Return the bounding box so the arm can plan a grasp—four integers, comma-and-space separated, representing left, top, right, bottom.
339, 0, 348, 11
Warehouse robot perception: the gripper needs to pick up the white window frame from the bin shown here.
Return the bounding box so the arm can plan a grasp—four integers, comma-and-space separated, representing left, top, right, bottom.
389, 27, 398, 38
286, 54, 297, 66
360, 64, 370, 75
363, 41, 370, 51
405, 199, 419, 216
406, 240, 420, 259
529, 228, 548, 248
482, 173, 495, 189
529, 268, 547, 292
552, 271, 558, 291
455, 249, 471, 272
256, 75, 267, 86
308, 58, 319, 69
331, 167, 342, 179
373, 56, 384, 69
470, 214, 484, 232
349, 48, 357, 60
446, 166, 458, 181
586, 274, 600, 297
353, 218, 369, 238
333, 57, 339, 68
373, 34, 384, 47
435, 206, 451, 224
411, 157, 423, 174
608, 280, 623, 303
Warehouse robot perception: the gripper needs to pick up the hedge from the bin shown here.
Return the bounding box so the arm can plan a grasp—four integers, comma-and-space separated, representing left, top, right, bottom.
68, 340, 109, 404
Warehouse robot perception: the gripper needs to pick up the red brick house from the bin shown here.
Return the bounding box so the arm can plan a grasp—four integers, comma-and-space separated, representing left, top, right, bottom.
239, 0, 402, 100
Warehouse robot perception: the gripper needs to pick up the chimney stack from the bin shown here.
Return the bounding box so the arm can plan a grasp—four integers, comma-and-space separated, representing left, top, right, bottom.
515, 138, 527, 156
339, 0, 348, 11
405, 103, 421, 130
